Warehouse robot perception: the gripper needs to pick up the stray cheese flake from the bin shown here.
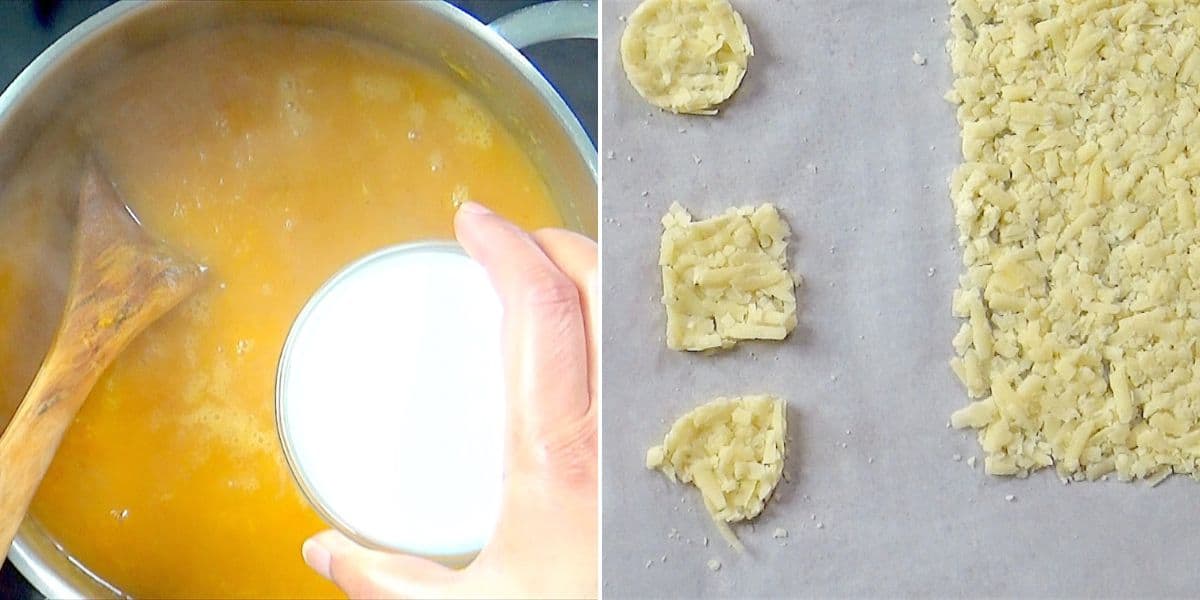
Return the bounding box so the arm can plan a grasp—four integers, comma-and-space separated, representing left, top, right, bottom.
660, 202, 797, 351
646, 395, 786, 548
947, 0, 1200, 483
620, 0, 753, 115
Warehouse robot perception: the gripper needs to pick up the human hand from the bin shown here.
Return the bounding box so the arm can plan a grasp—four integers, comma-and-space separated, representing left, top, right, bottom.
301, 202, 598, 599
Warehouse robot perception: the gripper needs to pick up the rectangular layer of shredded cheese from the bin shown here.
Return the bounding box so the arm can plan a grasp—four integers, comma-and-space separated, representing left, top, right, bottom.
660, 202, 798, 351
947, 0, 1200, 483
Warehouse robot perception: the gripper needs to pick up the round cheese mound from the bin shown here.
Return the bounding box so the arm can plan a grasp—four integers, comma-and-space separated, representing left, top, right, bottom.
619, 0, 753, 115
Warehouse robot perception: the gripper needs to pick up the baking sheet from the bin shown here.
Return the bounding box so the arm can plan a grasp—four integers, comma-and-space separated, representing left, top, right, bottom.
600, 1, 1200, 597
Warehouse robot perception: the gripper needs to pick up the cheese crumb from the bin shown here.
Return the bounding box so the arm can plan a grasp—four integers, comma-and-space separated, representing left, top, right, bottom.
707, 559, 722, 572
947, 0, 1200, 485
646, 395, 787, 550
659, 202, 798, 351
911, 51, 927, 66
619, 0, 753, 115
772, 527, 788, 538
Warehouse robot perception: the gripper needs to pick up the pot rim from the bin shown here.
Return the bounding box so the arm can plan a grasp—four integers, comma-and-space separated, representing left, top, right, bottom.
0, 1, 598, 177
2, 1, 596, 598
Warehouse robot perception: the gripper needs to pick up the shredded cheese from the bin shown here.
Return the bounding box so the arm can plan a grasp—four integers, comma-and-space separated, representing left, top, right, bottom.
947, 0, 1200, 483
646, 395, 786, 550
619, 0, 753, 115
660, 202, 797, 351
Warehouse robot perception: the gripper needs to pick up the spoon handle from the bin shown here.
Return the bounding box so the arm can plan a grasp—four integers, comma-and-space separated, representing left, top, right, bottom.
0, 161, 204, 556
0, 345, 97, 552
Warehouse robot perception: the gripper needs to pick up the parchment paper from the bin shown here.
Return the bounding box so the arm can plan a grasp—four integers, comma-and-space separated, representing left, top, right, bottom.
600, 1, 1200, 597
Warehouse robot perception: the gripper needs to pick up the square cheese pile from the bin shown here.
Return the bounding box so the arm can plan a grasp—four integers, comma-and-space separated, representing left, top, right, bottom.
646, 395, 786, 549
659, 202, 797, 351
947, 0, 1200, 483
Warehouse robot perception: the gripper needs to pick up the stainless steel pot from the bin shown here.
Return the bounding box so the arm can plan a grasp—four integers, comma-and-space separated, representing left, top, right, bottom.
0, 1, 597, 597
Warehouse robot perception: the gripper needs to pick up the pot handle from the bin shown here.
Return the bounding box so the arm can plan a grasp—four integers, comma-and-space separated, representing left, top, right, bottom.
488, 1, 597, 49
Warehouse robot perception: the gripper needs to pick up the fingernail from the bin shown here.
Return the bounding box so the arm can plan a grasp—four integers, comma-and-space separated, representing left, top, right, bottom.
302, 538, 331, 579
458, 201, 492, 216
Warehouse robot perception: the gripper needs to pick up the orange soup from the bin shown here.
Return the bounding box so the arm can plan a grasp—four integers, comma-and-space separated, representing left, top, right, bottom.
0, 25, 562, 598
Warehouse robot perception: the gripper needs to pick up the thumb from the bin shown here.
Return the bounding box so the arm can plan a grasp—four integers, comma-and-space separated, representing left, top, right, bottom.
303, 530, 460, 599
454, 202, 591, 467
530, 228, 598, 408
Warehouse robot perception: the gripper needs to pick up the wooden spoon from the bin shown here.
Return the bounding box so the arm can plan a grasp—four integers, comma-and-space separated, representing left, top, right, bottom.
0, 161, 205, 553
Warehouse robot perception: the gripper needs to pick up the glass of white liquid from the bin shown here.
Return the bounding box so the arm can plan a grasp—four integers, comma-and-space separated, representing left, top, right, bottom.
276, 242, 505, 566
